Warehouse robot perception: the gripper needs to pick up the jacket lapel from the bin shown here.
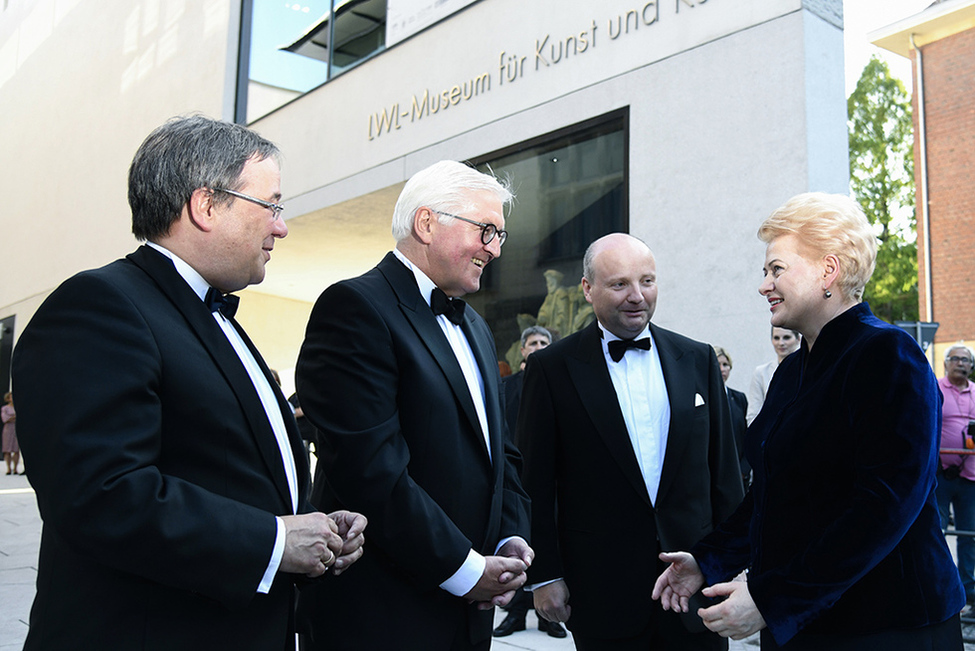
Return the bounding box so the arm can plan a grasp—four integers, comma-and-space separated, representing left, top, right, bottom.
566, 323, 652, 506
652, 324, 693, 507
378, 254, 489, 460
128, 245, 295, 510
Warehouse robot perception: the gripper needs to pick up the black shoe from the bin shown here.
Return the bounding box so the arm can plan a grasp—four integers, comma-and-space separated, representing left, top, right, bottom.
538, 618, 567, 638
493, 613, 526, 637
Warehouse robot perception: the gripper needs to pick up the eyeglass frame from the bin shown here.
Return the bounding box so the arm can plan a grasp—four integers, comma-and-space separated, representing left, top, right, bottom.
432, 210, 507, 247
213, 187, 285, 221
947, 356, 973, 365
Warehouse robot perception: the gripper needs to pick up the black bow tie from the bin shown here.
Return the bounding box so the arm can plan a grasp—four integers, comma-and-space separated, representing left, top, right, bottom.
430, 288, 466, 326
607, 337, 651, 362
205, 287, 239, 318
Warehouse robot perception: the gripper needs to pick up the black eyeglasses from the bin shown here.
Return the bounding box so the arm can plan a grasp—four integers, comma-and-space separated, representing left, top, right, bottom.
948, 356, 973, 365
433, 210, 507, 247
213, 187, 284, 221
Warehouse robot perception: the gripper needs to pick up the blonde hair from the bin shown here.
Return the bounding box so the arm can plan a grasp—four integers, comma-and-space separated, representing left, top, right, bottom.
758, 193, 877, 301
713, 346, 732, 368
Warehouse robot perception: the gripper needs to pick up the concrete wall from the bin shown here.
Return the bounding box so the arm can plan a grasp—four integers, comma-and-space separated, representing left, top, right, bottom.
0, 0, 850, 389
0, 0, 238, 332
254, 0, 849, 389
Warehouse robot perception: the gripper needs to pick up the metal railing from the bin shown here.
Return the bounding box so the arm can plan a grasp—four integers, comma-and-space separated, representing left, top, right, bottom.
938, 448, 975, 641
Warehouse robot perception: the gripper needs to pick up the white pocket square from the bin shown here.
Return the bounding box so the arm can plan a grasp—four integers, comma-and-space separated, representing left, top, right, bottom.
694, 393, 705, 407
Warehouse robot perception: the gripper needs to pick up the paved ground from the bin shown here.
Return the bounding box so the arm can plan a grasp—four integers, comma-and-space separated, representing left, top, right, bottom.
3, 473, 971, 650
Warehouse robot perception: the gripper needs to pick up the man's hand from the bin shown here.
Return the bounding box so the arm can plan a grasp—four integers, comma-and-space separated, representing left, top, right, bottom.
327, 510, 367, 576
463, 555, 528, 609
698, 581, 767, 639
279, 513, 342, 577
651, 551, 705, 613
533, 579, 571, 624
497, 538, 534, 567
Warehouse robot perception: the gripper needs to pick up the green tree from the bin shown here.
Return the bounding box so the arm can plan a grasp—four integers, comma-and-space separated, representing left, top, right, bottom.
848, 55, 918, 323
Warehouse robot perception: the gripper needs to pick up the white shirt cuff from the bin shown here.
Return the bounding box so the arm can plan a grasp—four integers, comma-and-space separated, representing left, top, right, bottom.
494, 536, 524, 554
439, 548, 485, 597
257, 516, 286, 594
526, 578, 562, 592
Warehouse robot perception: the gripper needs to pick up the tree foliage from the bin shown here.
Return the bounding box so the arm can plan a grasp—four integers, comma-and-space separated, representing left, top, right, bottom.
848, 55, 918, 323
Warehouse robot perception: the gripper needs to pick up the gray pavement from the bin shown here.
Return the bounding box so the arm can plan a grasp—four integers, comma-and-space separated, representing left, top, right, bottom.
3, 476, 970, 650
0, 473, 39, 651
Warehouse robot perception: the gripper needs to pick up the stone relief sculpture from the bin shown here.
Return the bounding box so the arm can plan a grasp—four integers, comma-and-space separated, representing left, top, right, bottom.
506, 269, 595, 372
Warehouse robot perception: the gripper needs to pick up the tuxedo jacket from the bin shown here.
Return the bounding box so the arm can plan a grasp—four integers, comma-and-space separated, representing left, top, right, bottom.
294, 252, 531, 650
12, 245, 310, 651
518, 321, 743, 639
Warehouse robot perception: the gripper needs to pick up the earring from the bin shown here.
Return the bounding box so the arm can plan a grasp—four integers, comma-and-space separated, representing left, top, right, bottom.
824, 290, 832, 299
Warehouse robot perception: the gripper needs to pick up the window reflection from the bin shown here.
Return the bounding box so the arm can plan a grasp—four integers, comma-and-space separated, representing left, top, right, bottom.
244, 0, 387, 123
466, 111, 628, 365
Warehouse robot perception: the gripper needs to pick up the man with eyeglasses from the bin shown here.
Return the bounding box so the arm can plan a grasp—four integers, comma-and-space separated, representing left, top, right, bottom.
12, 115, 365, 650
296, 160, 532, 650
936, 343, 975, 607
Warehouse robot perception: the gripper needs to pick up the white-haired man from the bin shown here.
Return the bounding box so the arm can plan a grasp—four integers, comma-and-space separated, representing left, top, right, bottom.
296, 161, 533, 650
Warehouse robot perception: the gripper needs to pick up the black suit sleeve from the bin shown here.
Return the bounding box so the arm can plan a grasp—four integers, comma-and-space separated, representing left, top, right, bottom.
13, 273, 278, 609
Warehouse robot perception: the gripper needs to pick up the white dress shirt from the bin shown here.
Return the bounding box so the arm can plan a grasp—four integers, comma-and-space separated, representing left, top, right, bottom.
599, 323, 671, 506
147, 242, 297, 594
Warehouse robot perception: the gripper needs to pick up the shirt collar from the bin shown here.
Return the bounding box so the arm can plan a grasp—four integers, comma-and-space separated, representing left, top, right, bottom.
146, 241, 211, 302
393, 248, 438, 308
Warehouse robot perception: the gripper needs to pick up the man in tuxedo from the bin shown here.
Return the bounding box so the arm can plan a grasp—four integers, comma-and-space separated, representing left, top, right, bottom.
295, 160, 533, 651
12, 116, 365, 651
519, 233, 743, 650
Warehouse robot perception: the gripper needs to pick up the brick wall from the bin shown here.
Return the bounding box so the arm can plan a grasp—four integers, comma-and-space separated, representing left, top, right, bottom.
913, 27, 975, 343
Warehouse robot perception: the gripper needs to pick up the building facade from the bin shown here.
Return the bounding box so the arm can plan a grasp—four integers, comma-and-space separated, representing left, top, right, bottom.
0, 0, 849, 394
873, 0, 975, 375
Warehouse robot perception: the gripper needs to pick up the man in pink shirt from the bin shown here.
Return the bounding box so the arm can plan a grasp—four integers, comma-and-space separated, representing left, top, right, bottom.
937, 343, 975, 604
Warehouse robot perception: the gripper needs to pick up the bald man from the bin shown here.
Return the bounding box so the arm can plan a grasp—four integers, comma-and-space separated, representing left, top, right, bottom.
517, 233, 743, 650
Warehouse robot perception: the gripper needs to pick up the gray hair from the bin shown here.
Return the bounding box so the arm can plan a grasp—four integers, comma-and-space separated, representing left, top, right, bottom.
390, 161, 513, 242
521, 325, 552, 347
945, 343, 975, 363
129, 115, 280, 241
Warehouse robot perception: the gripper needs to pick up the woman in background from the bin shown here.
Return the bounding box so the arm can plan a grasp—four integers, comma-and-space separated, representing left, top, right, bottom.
2, 392, 20, 475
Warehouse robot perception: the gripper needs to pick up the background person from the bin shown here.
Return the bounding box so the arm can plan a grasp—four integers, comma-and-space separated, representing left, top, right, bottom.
936, 343, 975, 605
745, 327, 800, 425
2, 392, 19, 475
519, 233, 743, 650
12, 116, 365, 650
714, 348, 749, 488
295, 160, 532, 651
653, 192, 964, 650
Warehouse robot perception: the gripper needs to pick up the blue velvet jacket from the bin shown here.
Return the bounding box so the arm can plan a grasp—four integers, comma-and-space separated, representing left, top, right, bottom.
692, 303, 964, 646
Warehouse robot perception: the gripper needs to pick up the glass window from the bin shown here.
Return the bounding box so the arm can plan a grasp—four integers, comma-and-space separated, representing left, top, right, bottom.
465, 110, 628, 372
241, 0, 388, 123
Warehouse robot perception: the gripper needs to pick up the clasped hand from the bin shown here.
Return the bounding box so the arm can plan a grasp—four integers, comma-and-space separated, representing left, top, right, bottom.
280, 510, 368, 578
464, 538, 533, 610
